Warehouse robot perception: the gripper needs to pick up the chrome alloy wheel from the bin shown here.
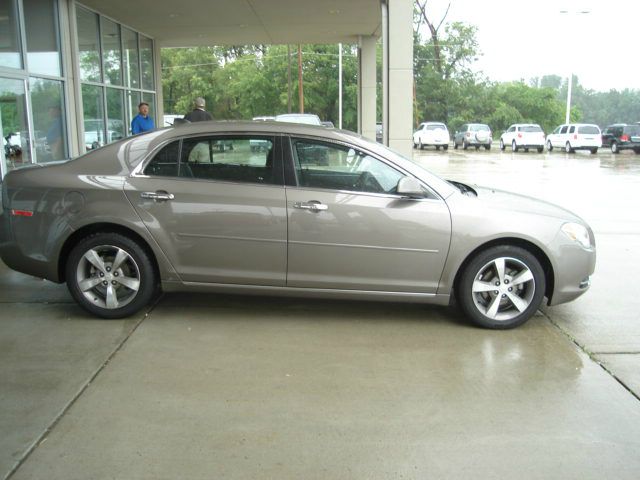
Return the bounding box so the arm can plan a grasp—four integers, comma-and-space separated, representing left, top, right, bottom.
470, 256, 536, 322
76, 245, 141, 309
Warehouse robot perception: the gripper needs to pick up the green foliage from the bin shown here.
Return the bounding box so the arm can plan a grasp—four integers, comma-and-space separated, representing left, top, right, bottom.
161, 44, 358, 130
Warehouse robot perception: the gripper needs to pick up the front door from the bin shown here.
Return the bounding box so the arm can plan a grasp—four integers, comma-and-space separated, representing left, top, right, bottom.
285, 137, 451, 293
125, 135, 287, 286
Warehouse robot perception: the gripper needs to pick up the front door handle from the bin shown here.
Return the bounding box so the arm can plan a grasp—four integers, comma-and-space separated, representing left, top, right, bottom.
293, 201, 328, 212
141, 191, 174, 202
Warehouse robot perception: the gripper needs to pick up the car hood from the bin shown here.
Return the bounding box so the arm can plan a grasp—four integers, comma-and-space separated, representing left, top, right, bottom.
470, 185, 584, 223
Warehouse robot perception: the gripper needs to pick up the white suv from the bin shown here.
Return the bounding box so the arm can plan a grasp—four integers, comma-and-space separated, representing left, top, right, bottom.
546, 124, 602, 154
413, 122, 449, 150
500, 124, 545, 153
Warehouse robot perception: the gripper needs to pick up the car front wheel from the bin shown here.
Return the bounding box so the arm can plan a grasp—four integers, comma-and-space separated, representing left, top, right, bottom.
457, 245, 546, 329
611, 142, 619, 154
547, 141, 553, 152
499, 139, 505, 151
66, 233, 157, 319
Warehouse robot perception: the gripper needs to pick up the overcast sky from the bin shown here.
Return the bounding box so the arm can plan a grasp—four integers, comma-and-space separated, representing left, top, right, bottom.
424, 0, 637, 92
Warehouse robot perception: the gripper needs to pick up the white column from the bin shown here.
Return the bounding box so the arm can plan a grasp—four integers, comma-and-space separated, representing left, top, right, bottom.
359, 36, 377, 142
153, 41, 164, 125
385, 0, 414, 158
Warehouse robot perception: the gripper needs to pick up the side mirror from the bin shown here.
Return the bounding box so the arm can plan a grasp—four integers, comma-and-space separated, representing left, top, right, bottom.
397, 177, 424, 198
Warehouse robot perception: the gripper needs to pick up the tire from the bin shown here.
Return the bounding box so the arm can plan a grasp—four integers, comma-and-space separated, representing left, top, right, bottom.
591, 148, 598, 154
457, 245, 546, 329
443, 144, 449, 151
511, 140, 518, 152
525, 148, 529, 153
454, 141, 458, 149
484, 144, 491, 151
611, 142, 619, 154
66, 233, 157, 319
419, 139, 424, 150
537, 147, 544, 153
499, 139, 505, 151
435, 145, 440, 151
634, 148, 640, 154
547, 141, 553, 152
565, 142, 575, 154
413, 142, 417, 149
463, 140, 469, 150
475, 145, 480, 151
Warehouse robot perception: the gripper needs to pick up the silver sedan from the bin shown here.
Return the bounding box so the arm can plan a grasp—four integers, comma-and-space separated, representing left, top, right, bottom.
0, 122, 596, 329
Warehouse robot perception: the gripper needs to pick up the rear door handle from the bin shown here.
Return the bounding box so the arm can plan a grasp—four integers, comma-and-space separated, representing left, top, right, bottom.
141, 191, 174, 202
293, 201, 328, 212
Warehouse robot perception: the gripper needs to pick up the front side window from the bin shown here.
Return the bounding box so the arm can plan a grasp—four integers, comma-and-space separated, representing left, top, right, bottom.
507, 126, 515, 133
292, 139, 404, 194
553, 126, 562, 134
179, 136, 276, 184
568, 126, 575, 134
560, 126, 568, 134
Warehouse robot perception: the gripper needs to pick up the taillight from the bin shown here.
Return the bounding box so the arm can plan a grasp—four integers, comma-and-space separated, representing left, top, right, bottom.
574, 134, 578, 140
466, 132, 470, 137
621, 134, 630, 142
517, 133, 522, 138
11, 209, 34, 217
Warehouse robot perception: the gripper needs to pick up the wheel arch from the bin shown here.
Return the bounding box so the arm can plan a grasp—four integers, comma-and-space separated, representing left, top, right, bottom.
57, 222, 161, 284
452, 237, 555, 304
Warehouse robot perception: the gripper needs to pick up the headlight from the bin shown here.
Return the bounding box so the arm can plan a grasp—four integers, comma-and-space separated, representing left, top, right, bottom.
561, 222, 592, 249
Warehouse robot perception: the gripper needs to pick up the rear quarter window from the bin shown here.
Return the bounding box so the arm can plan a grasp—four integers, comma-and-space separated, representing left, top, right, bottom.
578, 126, 600, 134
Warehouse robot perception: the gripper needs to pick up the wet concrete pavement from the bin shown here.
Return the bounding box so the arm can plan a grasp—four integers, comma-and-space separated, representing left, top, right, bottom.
1, 147, 640, 479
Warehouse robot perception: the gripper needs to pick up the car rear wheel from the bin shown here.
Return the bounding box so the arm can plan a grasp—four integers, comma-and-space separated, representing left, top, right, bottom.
443, 144, 449, 151
537, 147, 544, 153
457, 245, 546, 329
484, 144, 491, 151
591, 148, 598, 154
611, 141, 619, 154
66, 233, 157, 319
547, 141, 553, 152
634, 148, 640, 154
565, 142, 575, 153
453, 141, 458, 149
463, 140, 469, 150
511, 140, 518, 152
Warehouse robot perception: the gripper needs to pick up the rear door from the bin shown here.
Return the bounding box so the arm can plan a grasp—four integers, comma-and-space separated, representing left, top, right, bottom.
125, 134, 288, 285
284, 137, 451, 293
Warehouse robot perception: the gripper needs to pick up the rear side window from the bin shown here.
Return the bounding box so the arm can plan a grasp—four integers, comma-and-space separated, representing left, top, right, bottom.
522, 126, 542, 132
179, 136, 276, 184
568, 126, 576, 134
144, 141, 179, 177
624, 126, 640, 135
578, 126, 599, 134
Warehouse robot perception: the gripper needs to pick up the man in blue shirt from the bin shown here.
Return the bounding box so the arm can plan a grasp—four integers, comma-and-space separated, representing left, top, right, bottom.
131, 102, 154, 134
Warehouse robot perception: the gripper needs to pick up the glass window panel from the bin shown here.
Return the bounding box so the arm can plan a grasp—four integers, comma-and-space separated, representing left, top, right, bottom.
122, 28, 139, 88
24, 0, 62, 77
29, 77, 67, 162
106, 88, 125, 144
76, 7, 101, 82
126, 90, 140, 135
0, 0, 22, 69
140, 35, 154, 90
81, 84, 105, 151
180, 137, 275, 184
1, 78, 31, 173
101, 18, 122, 85
292, 139, 403, 194
142, 91, 155, 122
144, 140, 179, 177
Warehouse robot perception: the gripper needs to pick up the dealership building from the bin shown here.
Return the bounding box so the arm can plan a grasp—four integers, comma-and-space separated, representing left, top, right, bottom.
0, 0, 413, 178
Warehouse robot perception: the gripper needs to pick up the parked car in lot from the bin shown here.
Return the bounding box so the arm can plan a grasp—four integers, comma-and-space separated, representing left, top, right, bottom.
275, 113, 322, 125
500, 124, 545, 153
453, 123, 492, 150
0, 121, 596, 329
601, 124, 640, 154
546, 124, 601, 154
413, 122, 449, 150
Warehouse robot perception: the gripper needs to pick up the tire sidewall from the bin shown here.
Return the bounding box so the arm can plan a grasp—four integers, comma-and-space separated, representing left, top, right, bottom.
457, 245, 546, 329
66, 233, 156, 319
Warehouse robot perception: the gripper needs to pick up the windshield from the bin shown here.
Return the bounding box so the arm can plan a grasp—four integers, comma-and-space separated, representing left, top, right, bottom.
426, 124, 446, 130
522, 125, 542, 132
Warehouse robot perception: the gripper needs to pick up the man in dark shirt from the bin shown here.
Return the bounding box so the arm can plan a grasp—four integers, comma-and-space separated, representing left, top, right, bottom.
184, 97, 213, 122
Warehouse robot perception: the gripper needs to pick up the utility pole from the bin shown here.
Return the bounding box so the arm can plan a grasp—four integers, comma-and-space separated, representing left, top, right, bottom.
287, 45, 292, 113
297, 44, 304, 113
338, 43, 343, 129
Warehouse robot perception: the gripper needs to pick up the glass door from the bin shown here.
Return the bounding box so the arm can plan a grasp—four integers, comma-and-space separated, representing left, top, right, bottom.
0, 77, 32, 177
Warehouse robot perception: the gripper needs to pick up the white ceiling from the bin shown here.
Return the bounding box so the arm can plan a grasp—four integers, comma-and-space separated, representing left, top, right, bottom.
78, 0, 382, 46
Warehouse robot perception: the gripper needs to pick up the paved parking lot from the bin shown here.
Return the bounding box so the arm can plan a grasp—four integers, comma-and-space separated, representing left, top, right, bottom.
1, 147, 639, 479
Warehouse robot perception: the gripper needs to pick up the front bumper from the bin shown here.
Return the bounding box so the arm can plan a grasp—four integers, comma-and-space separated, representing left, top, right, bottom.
547, 230, 596, 306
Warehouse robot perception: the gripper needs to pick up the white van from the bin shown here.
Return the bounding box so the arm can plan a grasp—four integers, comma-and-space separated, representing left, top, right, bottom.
546, 124, 602, 154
